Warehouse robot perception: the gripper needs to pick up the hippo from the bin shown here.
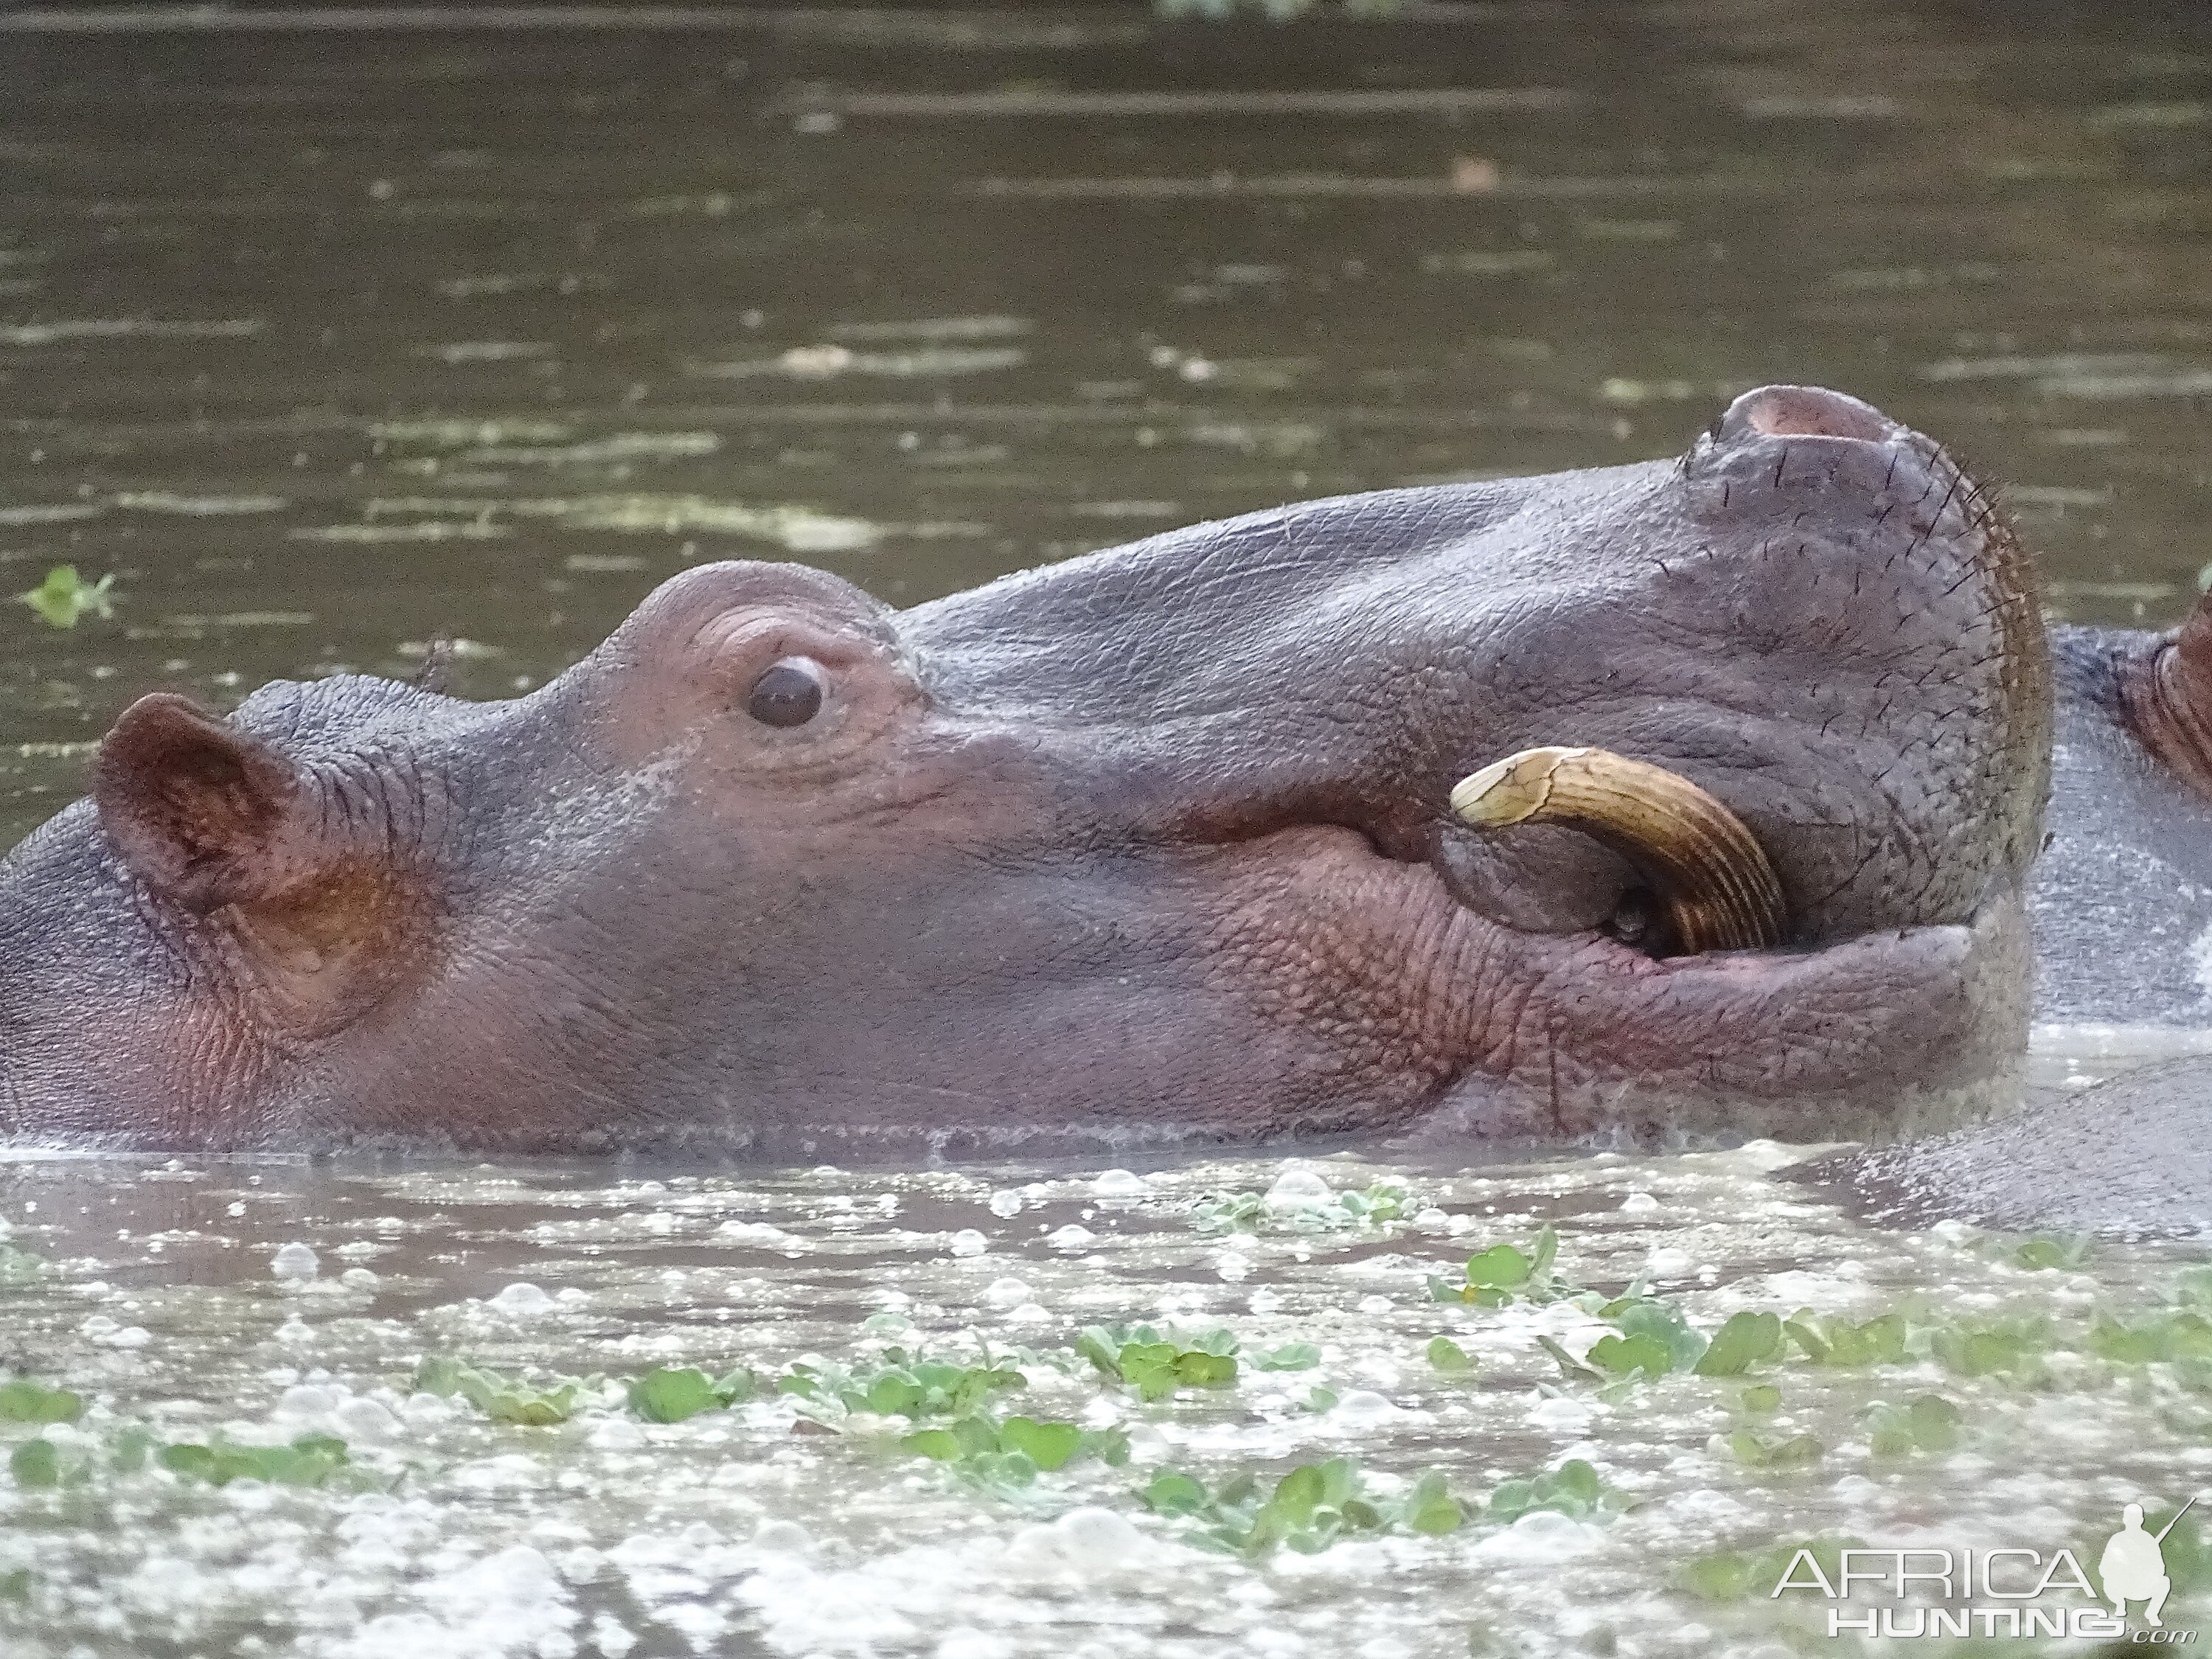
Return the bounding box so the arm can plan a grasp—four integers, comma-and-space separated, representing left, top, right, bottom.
0, 383, 2090, 1160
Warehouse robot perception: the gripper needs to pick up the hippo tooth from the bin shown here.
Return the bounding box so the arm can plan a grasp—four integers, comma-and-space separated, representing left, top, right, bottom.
1449, 745, 1787, 956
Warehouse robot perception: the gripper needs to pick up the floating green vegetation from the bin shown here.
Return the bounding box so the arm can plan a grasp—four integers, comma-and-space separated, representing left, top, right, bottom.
1585, 1294, 1711, 1379
1142, 1456, 1463, 1556
157, 1433, 352, 1489
1783, 1309, 1913, 1367
1486, 1458, 1623, 1523
2011, 1233, 2094, 1271
1428, 1224, 1576, 1307
902, 1413, 1129, 1491
1077, 1324, 1239, 1402
1193, 1178, 1407, 1234
0, 1381, 82, 1425
414, 1355, 594, 1425
1930, 1317, 2049, 1380
627, 1366, 759, 1425
2084, 1307, 2212, 1365
1425, 1335, 1475, 1374
17, 565, 114, 628
1727, 1427, 1824, 1469
777, 1351, 1026, 1421
1865, 1393, 1962, 1458
9, 1425, 355, 1490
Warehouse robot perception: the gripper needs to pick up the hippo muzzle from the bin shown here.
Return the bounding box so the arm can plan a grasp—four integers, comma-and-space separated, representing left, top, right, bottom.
0, 385, 2050, 1154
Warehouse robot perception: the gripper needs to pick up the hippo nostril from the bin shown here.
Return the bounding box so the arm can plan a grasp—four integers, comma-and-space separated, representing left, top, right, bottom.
1717, 384, 1899, 447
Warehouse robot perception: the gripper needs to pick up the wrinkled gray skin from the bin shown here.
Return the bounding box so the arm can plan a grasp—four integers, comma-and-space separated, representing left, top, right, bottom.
1820, 616, 2212, 1237
0, 386, 2056, 1157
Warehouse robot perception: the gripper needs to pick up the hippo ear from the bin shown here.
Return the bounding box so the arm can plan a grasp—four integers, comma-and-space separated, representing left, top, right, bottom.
94, 694, 310, 914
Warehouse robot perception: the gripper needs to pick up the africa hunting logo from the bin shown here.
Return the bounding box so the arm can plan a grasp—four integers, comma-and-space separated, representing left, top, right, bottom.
1770, 1497, 2198, 1642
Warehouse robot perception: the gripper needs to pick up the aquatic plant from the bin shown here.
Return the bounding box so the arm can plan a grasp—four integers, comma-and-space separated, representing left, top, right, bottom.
1427, 1223, 1576, 1306
1077, 1324, 1239, 1401
1486, 1457, 1621, 1523
414, 1355, 594, 1425
1142, 1455, 1464, 1555
16, 566, 114, 629
902, 1413, 1130, 1490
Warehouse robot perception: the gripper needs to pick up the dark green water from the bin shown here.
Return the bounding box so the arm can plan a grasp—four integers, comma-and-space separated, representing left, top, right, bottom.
3, 1, 2209, 844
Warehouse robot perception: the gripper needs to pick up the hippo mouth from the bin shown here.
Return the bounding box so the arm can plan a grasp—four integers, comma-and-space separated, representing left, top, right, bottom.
1234, 799, 2028, 1150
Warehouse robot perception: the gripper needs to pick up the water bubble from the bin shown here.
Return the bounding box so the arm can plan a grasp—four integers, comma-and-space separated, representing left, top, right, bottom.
271, 1242, 319, 1281
982, 1276, 1032, 1308
1048, 1225, 1096, 1249
1332, 1390, 1400, 1425
1264, 1167, 1334, 1208
1619, 1191, 1660, 1214
1049, 1506, 1148, 1572
948, 1229, 990, 1257
489, 1281, 555, 1317
1091, 1169, 1153, 1199
987, 1189, 1023, 1217
751, 1520, 811, 1554
279, 1383, 339, 1418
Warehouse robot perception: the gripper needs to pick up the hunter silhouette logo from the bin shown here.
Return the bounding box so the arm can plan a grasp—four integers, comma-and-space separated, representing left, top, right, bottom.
1770, 1496, 2202, 1641
2101, 1498, 2190, 1629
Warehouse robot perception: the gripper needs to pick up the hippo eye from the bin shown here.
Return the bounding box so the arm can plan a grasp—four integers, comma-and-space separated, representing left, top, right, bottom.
745, 656, 827, 728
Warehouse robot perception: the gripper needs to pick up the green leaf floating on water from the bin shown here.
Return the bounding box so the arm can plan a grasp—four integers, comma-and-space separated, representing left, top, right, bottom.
2013, 1233, 2093, 1271
1140, 1455, 1464, 1556
1728, 1428, 1823, 1469
17, 565, 114, 629
158, 1433, 351, 1488
0, 1381, 83, 1425
10, 1439, 60, 1488
1077, 1324, 1240, 1401
900, 1411, 1127, 1489
1782, 1309, 1910, 1368
1430, 1225, 1578, 1307
1866, 1393, 1962, 1458
1426, 1335, 1475, 1374
1693, 1311, 1785, 1377
1486, 1458, 1615, 1523
416, 1354, 595, 1425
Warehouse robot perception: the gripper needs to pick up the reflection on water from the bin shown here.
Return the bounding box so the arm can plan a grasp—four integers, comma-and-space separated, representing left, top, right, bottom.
2, 2, 2210, 843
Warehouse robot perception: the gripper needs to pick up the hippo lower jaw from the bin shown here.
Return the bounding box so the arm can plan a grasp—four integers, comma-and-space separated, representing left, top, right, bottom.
1186, 810, 2031, 1157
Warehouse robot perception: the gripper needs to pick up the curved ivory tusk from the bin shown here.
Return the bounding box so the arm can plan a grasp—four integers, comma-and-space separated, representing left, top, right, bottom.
1448, 745, 1788, 954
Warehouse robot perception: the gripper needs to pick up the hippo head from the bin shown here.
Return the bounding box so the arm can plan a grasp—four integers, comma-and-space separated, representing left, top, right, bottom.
0, 386, 2050, 1154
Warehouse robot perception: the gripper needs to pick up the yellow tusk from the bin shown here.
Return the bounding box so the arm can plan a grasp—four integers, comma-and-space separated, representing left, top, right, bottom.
1450, 745, 1788, 954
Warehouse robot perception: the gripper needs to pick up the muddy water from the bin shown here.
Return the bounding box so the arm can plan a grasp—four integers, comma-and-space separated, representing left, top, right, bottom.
2, 4, 2212, 1657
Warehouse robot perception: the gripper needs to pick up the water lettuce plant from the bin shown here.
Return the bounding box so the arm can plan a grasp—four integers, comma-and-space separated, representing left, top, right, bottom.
1428, 1224, 1574, 1307
1193, 1179, 1407, 1234
902, 1412, 1129, 1490
0, 1382, 83, 1425
1864, 1393, 1961, 1458
1142, 1456, 1463, 1555
18, 565, 114, 628
414, 1355, 593, 1425
1486, 1458, 1620, 1523
1077, 1324, 1239, 1401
